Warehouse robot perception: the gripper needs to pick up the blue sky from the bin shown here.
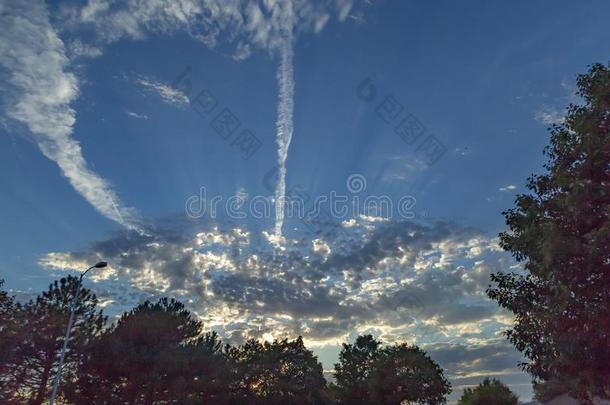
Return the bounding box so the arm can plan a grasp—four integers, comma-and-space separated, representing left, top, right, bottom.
2, 0, 610, 402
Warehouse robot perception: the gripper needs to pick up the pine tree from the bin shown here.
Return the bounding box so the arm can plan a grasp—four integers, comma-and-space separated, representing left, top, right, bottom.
0, 276, 105, 403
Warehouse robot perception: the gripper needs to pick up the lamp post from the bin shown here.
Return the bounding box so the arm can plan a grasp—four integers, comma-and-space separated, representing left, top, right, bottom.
49, 261, 107, 405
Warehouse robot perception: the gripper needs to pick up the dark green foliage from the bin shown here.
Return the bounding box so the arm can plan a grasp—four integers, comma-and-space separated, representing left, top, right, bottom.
0, 276, 106, 404
334, 334, 451, 404
487, 63, 610, 401
533, 379, 574, 403
0, 280, 16, 378
227, 336, 328, 404
1, 278, 453, 404
66, 297, 208, 404
0, 280, 13, 322
334, 334, 381, 402
68, 298, 328, 404
457, 378, 518, 405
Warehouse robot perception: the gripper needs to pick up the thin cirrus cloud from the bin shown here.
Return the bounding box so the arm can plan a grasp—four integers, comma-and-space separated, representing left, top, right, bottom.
0, 0, 142, 231
67, 39, 103, 59
59, 0, 356, 55
534, 106, 565, 126
499, 185, 517, 192
126, 111, 150, 120
136, 77, 190, 107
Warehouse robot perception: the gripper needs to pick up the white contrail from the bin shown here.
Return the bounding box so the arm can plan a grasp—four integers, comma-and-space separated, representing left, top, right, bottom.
274, 4, 295, 239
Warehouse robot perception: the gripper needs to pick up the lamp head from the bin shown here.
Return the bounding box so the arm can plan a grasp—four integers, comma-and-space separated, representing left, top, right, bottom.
94, 261, 108, 268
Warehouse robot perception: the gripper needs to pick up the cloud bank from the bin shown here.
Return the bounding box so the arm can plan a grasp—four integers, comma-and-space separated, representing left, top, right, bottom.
40, 218, 512, 345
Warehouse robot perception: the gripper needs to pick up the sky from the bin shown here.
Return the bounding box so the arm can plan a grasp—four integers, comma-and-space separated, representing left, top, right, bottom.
1, 0, 610, 402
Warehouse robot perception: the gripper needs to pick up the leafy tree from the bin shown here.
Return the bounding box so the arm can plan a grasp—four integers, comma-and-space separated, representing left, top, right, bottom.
67, 297, 210, 404
457, 378, 518, 405
228, 336, 328, 404
369, 343, 451, 404
334, 334, 381, 403
487, 63, 610, 402
334, 335, 451, 404
1, 279, 456, 405
0, 276, 105, 404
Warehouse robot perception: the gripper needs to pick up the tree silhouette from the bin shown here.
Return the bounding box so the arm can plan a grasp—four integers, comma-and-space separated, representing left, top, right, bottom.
1, 278, 458, 404
369, 344, 451, 404
228, 336, 328, 404
334, 334, 381, 403
457, 378, 518, 405
533, 378, 577, 403
71, 299, 328, 404
334, 335, 451, 404
487, 63, 610, 402
181, 331, 234, 403
0, 276, 105, 404
68, 297, 208, 404
0, 280, 13, 324
0, 280, 18, 382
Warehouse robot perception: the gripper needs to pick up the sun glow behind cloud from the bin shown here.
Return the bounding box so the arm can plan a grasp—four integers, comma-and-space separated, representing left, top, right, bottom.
40, 218, 513, 347
0, 1, 549, 400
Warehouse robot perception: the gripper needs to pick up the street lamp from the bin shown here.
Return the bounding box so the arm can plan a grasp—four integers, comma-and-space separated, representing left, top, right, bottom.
49, 261, 107, 405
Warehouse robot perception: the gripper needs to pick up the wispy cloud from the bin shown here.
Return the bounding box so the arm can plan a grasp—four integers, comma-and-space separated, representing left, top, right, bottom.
60, 0, 357, 56
499, 185, 517, 192
136, 77, 189, 106
67, 39, 103, 59
126, 110, 149, 120
533, 78, 579, 127
534, 106, 564, 125
0, 0, 141, 231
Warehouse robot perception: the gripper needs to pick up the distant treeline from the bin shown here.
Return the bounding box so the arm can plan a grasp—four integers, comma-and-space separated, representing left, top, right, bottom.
0, 277, 451, 404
